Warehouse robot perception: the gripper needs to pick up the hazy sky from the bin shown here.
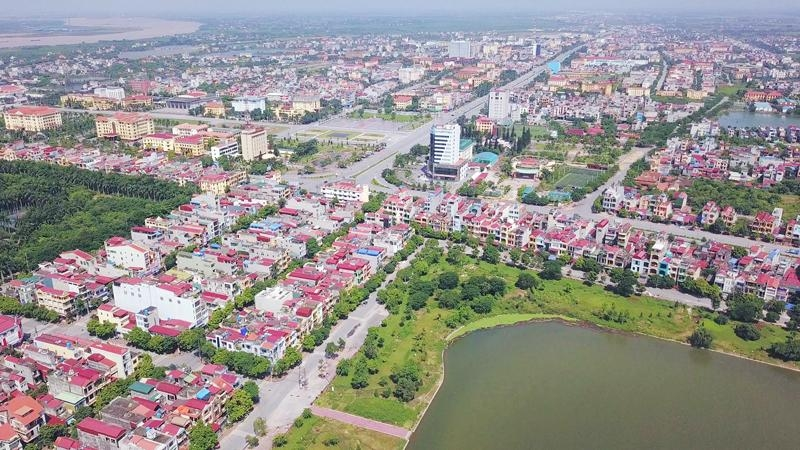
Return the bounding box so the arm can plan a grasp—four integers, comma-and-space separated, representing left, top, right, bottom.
2, 0, 798, 17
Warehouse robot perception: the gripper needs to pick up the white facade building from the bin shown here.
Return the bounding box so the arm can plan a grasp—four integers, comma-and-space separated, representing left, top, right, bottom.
429, 124, 462, 166
104, 237, 161, 277
240, 127, 270, 161
429, 124, 473, 181
488, 90, 511, 120
398, 67, 425, 84
111, 278, 208, 327
93, 87, 125, 101
321, 180, 370, 203
231, 96, 266, 113
210, 139, 240, 161
448, 40, 474, 59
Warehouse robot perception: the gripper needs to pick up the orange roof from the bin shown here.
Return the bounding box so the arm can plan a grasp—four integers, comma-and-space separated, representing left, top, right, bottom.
0, 423, 16, 441
5, 106, 58, 116
5, 395, 43, 426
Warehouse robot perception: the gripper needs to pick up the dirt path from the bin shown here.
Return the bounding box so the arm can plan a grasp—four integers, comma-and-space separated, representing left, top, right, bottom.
310, 406, 411, 439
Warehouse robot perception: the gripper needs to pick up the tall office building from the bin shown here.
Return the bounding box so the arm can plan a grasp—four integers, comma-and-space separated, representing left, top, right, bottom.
488, 90, 511, 120
429, 124, 473, 181
532, 42, 542, 57
240, 127, 270, 161
448, 40, 473, 59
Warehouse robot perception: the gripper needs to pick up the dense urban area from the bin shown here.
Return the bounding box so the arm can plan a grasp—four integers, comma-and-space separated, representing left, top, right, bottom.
0, 9, 799, 450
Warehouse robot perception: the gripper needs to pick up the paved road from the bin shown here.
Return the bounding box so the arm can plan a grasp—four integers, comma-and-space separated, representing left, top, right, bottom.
310, 406, 411, 439
283, 44, 585, 193
219, 247, 421, 449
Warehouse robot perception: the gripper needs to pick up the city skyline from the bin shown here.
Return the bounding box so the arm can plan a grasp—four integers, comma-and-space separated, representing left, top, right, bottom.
2, 0, 800, 17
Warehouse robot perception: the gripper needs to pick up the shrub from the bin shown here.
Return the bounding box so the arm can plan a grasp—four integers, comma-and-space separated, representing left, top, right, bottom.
688, 327, 712, 348
734, 323, 761, 341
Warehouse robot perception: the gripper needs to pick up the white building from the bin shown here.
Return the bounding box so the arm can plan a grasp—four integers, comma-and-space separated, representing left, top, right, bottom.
104, 237, 161, 277
231, 96, 266, 113
321, 180, 370, 203
210, 139, 240, 161
111, 278, 208, 327
429, 124, 473, 181
448, 40, 474, 59
240, 127, 270, 161
488, 90, 511, 120
254, 286, 293, 315
93, 87, 125, 101
398, 67, 425, 84
0, 315, 23, 347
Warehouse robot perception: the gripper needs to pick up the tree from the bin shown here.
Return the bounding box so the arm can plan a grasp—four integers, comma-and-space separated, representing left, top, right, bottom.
515, 272, 540, 290
253, 417, 267, 437
246, 436, 259, 448
241, 380, 260, 403
481, 244, 500, 264
540, 260, 563, 280
350, 357, 369, 389
584, 270, 598, 286
688, 327, 713, 348
189, 422, 218, 450
438, 271, 459, 290
226, 389, 255, 423
87, 318, 116, 339
734, 323, 761, 341
610, 270, 638, 297
768, 334, 800, 361
125, 327, 152, 349
38, 424, 68, 446
437, 289, 463, 309
305, 238, 321, 258
177, 328, 206, 352
727, 292, 764, 323
325, 342, 339, 359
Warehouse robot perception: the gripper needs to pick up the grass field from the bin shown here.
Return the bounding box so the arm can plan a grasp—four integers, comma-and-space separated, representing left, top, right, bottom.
554, 167, 605, 189
778, 194, 800, 220
316, 247, 798, 434
278, 415, 405, 450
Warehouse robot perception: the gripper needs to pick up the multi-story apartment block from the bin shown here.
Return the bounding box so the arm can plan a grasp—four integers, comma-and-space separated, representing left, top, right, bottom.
240, 127, 270, 161
112, 278, 209, 327
95, 113, 155, 141
320, 180, 370, 203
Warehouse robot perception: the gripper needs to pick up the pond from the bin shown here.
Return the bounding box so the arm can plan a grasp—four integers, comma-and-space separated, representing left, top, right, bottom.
407, 322, 800, 450
718, 110, 800, 128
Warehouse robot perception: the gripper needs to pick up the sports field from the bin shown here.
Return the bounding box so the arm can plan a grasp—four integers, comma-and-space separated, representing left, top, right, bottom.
554, 167, 605, 189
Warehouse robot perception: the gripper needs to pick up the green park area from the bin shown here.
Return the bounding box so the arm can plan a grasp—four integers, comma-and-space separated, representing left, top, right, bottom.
311, 238, 797, 435
0, 161, 194, 276
275, 414, 404, 450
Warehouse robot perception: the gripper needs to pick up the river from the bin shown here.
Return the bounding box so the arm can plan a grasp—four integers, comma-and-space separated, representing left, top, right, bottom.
407, 322, 800, 450
718, 110, 800, 128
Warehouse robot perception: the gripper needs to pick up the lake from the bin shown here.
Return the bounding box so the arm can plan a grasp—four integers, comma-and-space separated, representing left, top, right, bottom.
718, 110, 800, 128
407, 322, 800, 450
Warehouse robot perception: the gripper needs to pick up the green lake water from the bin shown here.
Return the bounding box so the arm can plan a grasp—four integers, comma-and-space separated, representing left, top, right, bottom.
407, 322, 800, 450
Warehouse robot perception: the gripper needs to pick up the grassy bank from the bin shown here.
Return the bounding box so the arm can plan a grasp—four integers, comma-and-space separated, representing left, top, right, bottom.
313, 242, 797, 435
446, 313, 576, 341
276, 414, 404, 450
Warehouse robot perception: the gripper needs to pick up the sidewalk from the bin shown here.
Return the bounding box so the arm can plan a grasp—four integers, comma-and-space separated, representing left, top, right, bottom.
311, 406, 411, 439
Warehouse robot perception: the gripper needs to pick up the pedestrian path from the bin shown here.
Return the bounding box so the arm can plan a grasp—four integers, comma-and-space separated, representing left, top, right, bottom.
310, 406, 411, 439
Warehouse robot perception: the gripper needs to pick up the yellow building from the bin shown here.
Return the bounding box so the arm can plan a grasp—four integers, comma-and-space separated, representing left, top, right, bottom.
60, 94, 117, 110
204, 101, 226, 118
174, 135, 207, 156
96, 303, 133, 334
95, 112, 155, 141
142, 133, 176, 152
199, 171, 247, 195
686, 89, 708, 100
3, 106, 63, 132
35, 286, 77, 318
